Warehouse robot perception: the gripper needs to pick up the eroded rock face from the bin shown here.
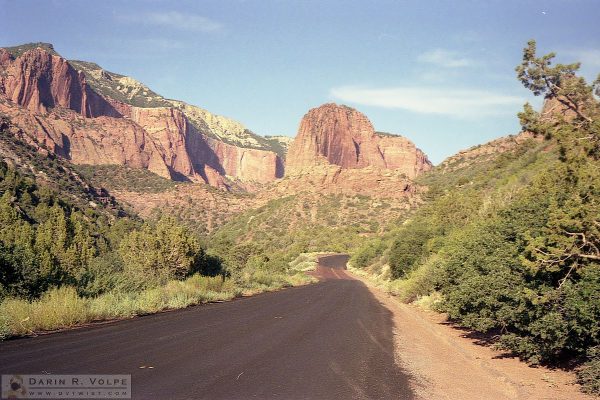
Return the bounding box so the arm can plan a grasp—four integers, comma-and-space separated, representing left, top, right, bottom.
0, 46, 431, 194
272, 164, 420, 200
0, 45, 284, 188
0, 48, 120, 118
0, 99, 172, 179
130, 107, 201, 181
286, 103, 431, 178
207, 138, 284, 183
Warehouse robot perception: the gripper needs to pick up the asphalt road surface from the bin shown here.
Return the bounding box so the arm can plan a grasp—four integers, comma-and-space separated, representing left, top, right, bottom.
0, 254, 413, 399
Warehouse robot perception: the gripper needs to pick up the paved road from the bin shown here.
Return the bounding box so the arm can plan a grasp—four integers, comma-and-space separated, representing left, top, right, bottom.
0, 254, 413, 399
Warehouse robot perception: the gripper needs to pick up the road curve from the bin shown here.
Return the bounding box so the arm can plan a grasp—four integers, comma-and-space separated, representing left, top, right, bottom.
0, 254, 413, 399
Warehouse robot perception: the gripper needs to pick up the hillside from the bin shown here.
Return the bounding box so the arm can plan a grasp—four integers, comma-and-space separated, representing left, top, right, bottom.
349, 41, 600, 394
0, 116, 124, 215
0, 43, 285, 187
70, 102, 430, 241
0, 37, 597, 397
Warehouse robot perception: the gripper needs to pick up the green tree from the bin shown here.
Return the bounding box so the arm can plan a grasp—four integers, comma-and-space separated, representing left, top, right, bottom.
119, 216, 203, 287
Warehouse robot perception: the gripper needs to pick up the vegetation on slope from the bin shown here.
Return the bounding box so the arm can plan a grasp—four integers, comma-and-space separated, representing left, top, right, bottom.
68, 60, 171, 108
0, 119, 124, 214
350, 41, 600, 394
263, 135, 293, 159
3, 42, 59, 57
208, 192, 411, 283
76, 164, 178, 194
0, 128, 310, 339
76, 163, 255, 236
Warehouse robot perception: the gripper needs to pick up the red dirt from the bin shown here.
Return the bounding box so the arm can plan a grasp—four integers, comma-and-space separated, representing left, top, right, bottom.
355, 273, 595, 400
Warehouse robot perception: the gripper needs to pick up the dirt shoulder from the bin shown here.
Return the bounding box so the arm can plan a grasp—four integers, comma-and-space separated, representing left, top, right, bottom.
352, 272, 595, 400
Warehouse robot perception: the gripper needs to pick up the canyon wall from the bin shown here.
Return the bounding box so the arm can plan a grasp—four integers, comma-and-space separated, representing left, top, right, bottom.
286, 103, 432, 178
0, 45, 284, 187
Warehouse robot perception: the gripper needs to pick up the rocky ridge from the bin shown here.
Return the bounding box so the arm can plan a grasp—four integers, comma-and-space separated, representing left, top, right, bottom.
438, 131, 541, 173
282, 103, 431, 200
0, 42, 436, 219
0, 43, 284, 187
286, 103, 432, 179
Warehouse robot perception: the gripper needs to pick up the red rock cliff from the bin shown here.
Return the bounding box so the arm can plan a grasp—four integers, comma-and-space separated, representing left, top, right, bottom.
286, 103, 431, 178
0, 48, 120, 118
0, 45, 284, 188
130, 106, 284, 183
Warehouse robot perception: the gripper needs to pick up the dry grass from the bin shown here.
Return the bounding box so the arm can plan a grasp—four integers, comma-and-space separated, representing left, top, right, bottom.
0, 272, 313, 339
288, 252, 330, 272
349, 255, 443, 310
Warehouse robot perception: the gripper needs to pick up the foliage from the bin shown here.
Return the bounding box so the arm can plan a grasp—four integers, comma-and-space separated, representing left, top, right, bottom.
516, 40, 600, 159
119, 216, 213, 288
352, 42, 600, 392
349, 238, 388, 270
0, 270, 313, 339
388, 222, 432, 278
289, 252, 330, 272
0, 153, 222, 300
578, 346, 600, 395
76, 164, 177, 193
207, 191, 410, 283
387, 255, 442, 303
0, 125, 124, 213
0, 133, 316, 340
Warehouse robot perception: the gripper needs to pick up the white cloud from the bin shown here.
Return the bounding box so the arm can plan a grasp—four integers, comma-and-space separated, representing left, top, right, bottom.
417, 49, 474, 68
117, 11, 222, 32
330, 86, 524, 118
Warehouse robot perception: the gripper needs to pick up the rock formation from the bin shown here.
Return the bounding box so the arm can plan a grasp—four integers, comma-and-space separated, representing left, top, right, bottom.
286, 103, 432, 178
438, 131, 542, 173
0, 47, 120, 118
0, 44, 433, 197
0, 44, 284, 188
0, 97, 172, 179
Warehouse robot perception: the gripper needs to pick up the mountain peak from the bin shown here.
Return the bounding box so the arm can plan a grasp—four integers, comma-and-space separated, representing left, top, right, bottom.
286, 103, 432, 178
3, 42, 58, 58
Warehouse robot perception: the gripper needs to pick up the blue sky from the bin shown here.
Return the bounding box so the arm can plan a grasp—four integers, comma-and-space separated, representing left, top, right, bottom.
2, 0, 600, 164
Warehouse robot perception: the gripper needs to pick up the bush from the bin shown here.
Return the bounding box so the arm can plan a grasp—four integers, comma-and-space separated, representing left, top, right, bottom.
0, 313, 10, 340
289, 252, 327, 272
578, 346, 600, 395
89, 292, 137, 319
388, 223, 432, 278
387, 254, 442, 303
0, 270, 312, 340
119, 216, 203, 286
350, 239, 387, 269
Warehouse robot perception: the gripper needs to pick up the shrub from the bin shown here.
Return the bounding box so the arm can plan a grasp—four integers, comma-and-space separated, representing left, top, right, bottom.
387, 254, 442, 303
578, 346, 600, 395
119, 216, 214, 287
0, 313, 10, 339
35, 287, 90, 330
89, 292, 137, 319
350, 239, 387, 269
388, 223, 432, 278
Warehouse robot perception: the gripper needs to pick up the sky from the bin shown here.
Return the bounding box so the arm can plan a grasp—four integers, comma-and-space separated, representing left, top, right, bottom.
1, 0, 600, 164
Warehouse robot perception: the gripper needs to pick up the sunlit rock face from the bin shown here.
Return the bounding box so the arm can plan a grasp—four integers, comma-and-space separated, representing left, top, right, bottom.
0, 44, 284, 188
286, 103, 432, 178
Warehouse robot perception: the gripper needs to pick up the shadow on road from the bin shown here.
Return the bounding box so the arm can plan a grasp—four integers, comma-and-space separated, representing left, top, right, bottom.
0, 253, 413, 399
